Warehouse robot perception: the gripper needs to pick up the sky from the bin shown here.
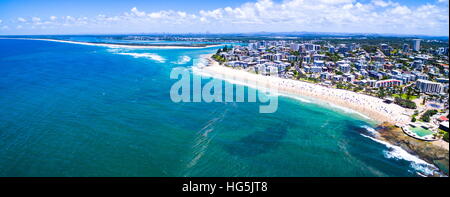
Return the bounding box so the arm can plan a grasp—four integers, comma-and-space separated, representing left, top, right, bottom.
0, 0, 448, 36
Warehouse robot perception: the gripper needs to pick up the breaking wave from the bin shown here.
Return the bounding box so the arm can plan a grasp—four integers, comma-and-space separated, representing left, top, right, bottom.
172, 55, 191, 64
116, 52, 166, 63
359, 126, 442, 177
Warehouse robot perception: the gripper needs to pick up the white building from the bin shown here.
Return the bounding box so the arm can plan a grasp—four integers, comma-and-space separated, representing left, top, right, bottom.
412, 39, 421, 52
287, 55, 297, 62
374, 79, 402, 88
416, 79, 443, 94
290, 43, 300, 51
313, 60, 325, 67
339, 64, 351, 73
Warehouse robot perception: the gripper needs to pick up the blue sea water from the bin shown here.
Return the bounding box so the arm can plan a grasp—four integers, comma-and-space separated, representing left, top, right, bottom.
0, 38, 438, 177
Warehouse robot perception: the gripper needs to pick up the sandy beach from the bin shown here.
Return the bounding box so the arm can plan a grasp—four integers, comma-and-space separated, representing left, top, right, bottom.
0, 38, 223, 49
194, 54, 413, 124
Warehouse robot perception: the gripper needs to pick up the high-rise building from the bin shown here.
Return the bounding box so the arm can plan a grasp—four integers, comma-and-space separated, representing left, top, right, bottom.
412, 39, 421, 51
329, 46, 335, 53
416, 79, 443, 94
380, 44, 389, 51
290, 43, 300, 51
304, 43, 314, 51
402, 44, 409, 52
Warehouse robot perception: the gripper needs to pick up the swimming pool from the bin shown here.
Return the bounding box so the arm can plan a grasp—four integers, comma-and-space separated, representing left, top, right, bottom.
410, 127, 434, 137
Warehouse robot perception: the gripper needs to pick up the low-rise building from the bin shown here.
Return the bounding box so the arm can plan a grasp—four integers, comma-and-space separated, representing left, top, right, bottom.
374, 79, 402, 88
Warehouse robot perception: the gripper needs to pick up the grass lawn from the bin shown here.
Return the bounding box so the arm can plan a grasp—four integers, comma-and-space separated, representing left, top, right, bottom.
392, 93, 418, 100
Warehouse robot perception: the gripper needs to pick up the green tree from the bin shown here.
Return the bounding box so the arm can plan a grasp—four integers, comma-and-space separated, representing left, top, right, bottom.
377, 87, 386, 98
406, 86, 413, 100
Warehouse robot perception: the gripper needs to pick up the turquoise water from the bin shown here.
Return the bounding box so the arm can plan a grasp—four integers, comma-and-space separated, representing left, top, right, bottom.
0, 38, 438, 177
410, 127, 434, 137
25, 36, 221, 45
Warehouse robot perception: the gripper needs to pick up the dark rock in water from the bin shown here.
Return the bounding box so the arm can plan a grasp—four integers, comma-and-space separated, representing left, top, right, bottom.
224, 124, 288, 157
376, 122, 449, 176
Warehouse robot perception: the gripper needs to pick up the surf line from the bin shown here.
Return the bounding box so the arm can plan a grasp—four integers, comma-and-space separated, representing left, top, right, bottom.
169, 67, 279, 113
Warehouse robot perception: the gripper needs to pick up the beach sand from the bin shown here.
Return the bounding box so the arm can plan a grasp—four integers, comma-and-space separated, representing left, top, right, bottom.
194, 54, 413, 124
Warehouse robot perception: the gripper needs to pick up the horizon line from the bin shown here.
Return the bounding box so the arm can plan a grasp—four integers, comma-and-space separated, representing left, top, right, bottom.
0, 31, 449, 39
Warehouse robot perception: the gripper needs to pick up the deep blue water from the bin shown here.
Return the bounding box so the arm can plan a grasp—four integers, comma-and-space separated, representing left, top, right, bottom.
0, 38, 436, 176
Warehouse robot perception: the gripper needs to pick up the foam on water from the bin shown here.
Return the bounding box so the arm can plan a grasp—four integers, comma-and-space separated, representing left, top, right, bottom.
359, 126, 442, 177
192, 57, 377, 114
106, 48, 130, 53
360, 125, 379, 136
192, 54, 442, 176
1, 38, 438, 177
172, 55, 191, 64
192, 57, 314, 104
323, 102, 373, 121
116, 52, 166, 63
276, 92, 313, 103
184, 109, 229, 176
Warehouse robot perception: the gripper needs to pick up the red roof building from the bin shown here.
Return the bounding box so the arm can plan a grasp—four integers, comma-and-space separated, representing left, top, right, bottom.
438, 116, 449, 122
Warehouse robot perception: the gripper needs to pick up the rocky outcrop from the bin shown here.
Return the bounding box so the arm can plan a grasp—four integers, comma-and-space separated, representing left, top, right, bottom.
376, 123, 449, 176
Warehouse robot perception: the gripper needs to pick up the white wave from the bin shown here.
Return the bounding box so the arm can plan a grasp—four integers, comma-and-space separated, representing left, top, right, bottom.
107, 48, 122, 53
324, 102, 372, 121
361, 125, 379, 136
172, 55, 191, 64
360, 130, 441, 176
116, 52, 166, 63
192, 57, 373, 108
184, 109, 228, 174
193, 58, 209, 68
193, 65, 311, 103
276, 92, 313, 103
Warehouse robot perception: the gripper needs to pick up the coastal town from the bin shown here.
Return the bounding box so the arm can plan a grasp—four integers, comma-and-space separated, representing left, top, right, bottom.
210, 38, 449, 144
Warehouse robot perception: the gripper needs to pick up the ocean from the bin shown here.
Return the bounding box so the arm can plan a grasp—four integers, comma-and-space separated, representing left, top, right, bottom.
0, 38, 438, 176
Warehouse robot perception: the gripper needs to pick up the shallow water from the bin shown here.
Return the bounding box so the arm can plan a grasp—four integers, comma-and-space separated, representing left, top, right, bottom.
0, 38, 438, 176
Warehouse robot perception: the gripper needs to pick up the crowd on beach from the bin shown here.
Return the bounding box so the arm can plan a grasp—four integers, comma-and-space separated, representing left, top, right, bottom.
198, 54, 411, 124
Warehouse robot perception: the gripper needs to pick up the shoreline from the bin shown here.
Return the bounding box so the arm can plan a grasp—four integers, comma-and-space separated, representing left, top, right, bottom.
195, 53, 411, 125
0, 37, 223, 49
194, 53, 449, 176
376, 124, 449, 176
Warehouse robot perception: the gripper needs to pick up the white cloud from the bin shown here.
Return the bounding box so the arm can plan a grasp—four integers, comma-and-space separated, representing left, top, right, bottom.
177, 11, 187, 18
131, 7, 146, 17
32, 17, 41, 22
17, 17, 27, 22
0, 19, 2, 24
389, 5, 412, 15
16, 25, 23, 29
4, 0, 449, 36
199, 9, 223, 20
65, 16, 75, 21
372, 0, 389, 7
1, 25, 9, 30
318, 0, 355, 4
148, 11, 166, 19
188, 0, 448, 35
